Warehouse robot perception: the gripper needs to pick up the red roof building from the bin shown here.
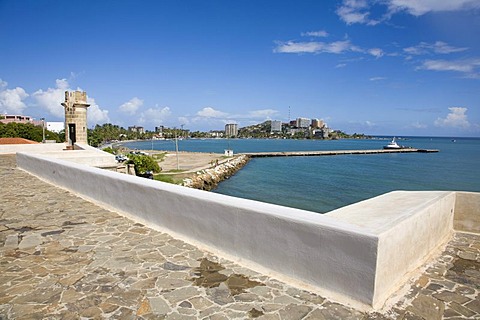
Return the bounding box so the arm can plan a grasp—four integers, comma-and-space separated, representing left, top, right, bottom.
0, 138, 39, 145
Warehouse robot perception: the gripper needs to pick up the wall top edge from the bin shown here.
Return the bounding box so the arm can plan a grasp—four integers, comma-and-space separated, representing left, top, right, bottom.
326, 190, 456, 234
16, 151, 376, 238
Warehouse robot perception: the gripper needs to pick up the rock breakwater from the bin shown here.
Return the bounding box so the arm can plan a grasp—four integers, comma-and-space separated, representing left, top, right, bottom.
183, 155, 250, 190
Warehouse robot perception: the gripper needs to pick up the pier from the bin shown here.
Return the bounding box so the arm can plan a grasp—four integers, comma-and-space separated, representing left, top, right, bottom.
241, 148, 439, 158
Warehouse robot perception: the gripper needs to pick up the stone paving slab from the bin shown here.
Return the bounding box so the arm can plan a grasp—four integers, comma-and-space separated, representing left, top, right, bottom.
0, 155, 479, 319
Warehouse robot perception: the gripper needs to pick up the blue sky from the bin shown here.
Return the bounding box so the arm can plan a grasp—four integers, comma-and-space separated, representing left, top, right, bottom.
1, 0, 479, 137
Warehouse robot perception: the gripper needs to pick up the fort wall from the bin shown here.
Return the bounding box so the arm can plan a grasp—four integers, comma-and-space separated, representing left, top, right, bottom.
16, 152, 478, 309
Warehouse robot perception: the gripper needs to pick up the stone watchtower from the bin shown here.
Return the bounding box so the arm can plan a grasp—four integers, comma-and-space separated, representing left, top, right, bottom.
61, 91, 90, 146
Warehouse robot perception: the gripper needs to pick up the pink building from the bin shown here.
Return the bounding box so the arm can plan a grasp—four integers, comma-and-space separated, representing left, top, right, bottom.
0, 114, 42, 126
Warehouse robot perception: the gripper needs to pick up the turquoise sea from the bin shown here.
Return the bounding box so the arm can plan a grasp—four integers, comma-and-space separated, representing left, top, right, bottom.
122, 137, 480, 213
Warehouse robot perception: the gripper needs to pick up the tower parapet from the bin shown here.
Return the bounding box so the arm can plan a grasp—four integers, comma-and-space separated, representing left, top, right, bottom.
61, 91, 90, 146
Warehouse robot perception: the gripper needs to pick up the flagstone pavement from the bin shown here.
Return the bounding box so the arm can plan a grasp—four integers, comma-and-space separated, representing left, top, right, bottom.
0, 155, 479, 319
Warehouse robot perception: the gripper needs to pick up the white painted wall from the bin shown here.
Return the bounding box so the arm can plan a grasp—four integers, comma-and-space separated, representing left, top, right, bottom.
16, 152, 378, 307
0, 143, 66, 154
16, 152, 474, 309
454, 192, 480, 234
375, 192, 455, 306
0, 143, 116, 168
326, 191, 456, 307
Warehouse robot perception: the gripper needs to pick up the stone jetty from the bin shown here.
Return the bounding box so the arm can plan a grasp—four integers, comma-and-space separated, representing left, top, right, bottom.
183, 155, 250, 190
242, 148, 438, 158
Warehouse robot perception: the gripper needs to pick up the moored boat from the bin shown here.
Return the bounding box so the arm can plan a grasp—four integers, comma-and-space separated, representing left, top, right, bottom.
384, 137, 402, 149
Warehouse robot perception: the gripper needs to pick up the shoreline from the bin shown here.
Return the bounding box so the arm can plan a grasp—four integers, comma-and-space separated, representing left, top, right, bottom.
109, 143, 251, 190
182, 154, 250, 190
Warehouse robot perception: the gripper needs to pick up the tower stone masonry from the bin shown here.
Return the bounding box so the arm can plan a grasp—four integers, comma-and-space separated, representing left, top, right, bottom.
61, 91, 90, 145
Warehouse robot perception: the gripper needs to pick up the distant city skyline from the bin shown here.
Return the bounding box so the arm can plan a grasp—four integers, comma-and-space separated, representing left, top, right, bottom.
1, 1, 479, 137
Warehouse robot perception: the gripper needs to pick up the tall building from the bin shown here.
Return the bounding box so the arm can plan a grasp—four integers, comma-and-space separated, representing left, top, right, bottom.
128, 126, 145, 134
271, 120, 282, 132
0, 114, 40, 125
311, 118, 324, 128
61, 91, 90, 145
225, 123, 238, 137
155, 126, 164, 134
296, 117, 310, 128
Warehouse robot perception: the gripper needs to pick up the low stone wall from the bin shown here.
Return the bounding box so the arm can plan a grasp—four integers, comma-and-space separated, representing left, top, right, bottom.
15, 152, 479, 309
183, 155, 250, 190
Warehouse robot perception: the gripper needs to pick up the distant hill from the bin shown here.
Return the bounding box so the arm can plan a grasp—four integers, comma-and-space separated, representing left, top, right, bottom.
238, 121, 272, 138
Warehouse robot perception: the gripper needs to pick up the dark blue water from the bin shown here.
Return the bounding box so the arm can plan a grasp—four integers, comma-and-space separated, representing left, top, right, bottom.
122, 137, 480, 213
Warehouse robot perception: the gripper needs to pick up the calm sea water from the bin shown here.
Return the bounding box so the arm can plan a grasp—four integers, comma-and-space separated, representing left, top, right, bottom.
122, 137, 480, 213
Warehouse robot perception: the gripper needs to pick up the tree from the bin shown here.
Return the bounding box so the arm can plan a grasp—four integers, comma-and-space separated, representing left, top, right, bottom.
126, 154, 161, 175
87, 123, 130, 147
0, 122, 60, 142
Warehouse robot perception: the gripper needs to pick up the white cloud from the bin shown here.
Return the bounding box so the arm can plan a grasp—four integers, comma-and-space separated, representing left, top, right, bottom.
418, 58, 480, 77
197, 107, 278, 121
119, 97, 143, 115
186, 107, 279, 130
196, 107, 228, 118
336, 0, 372, 25
301, 30, 329, 37
327, 40, 358, 54
139, 106, 171, 125
32, 80, 68, 118
56, 78, 69, 90
32, 78, 110, 125
347, 120, 377, 129
0, 79, 29, 114
337, 0, 480, 25
410, 121, 427, 129
433, 42, 469, 54
388, 0, 480, 16
274, 35, 384, 60
404, 41, 468, 55
369, 77, 387, 81
246, 109, 278, 119
368, 48, 384, 58
87, 97, 110, 125
178, 116, 190, 126
336, 63, 347, 68
274, 41, 324, 54
434, 107, 470, 128
404, 46, 426, 56
188, 115, 231, 130
274, 40, 359, 55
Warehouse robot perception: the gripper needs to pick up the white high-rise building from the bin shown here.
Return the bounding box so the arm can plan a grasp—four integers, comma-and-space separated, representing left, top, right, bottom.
271, 120, 282, 132
225, 123, 238, 137
296, 117, 310, 128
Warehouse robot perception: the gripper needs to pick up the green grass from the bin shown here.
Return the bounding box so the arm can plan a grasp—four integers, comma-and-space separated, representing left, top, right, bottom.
152, 152, 167, 161
153, 174, 182, 184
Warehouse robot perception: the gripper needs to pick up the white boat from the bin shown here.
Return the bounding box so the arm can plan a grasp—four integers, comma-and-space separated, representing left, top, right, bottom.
383, 137, 402, 149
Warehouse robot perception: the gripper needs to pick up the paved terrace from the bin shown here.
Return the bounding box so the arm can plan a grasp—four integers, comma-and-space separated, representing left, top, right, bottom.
0, 154, 479, 320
